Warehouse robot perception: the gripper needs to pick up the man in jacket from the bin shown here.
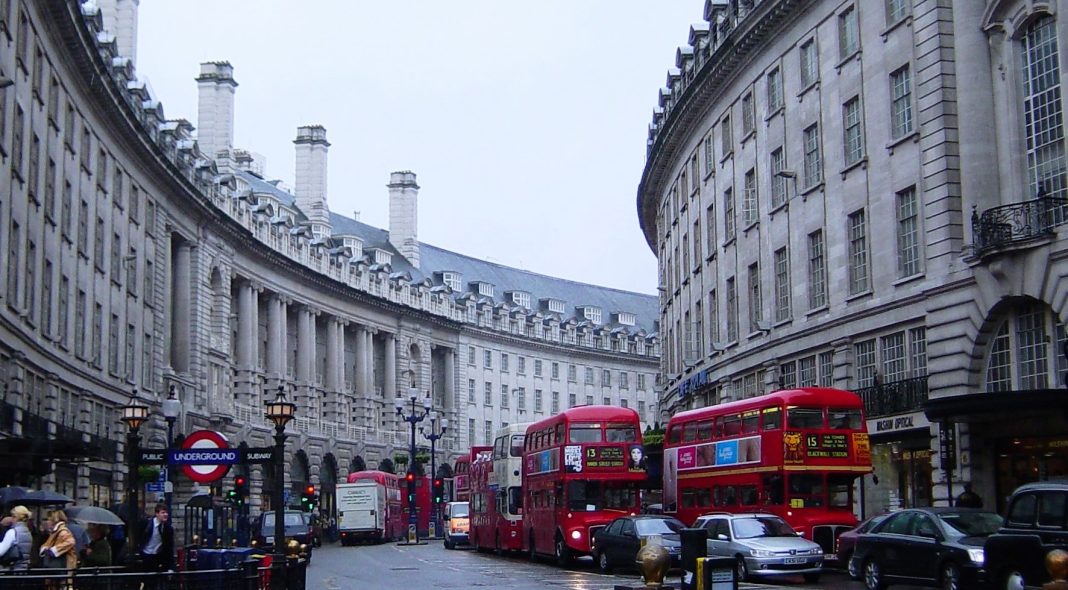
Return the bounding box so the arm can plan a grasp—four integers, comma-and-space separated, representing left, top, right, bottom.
137, 504, 174, 571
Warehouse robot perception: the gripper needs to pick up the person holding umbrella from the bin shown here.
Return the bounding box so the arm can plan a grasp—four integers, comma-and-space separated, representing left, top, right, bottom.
81, 524, 111, 568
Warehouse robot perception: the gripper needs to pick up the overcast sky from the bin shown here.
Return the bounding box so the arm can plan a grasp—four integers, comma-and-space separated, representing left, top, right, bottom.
136, 1, 705, 295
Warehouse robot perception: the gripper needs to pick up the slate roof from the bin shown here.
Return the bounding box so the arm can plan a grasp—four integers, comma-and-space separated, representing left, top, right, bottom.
235, 170, 659, 334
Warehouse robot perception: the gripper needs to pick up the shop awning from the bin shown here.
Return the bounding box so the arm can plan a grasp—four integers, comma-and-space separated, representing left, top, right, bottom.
923, 388, 1068, 422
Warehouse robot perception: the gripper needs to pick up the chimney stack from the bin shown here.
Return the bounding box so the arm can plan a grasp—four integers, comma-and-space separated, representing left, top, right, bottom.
388, 171, 420, 268
97, 0, 139, 66
294, 125, 331, 227
196, 62, 237, 161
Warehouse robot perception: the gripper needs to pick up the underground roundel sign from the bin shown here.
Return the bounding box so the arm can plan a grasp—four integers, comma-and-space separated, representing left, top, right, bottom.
178, 430, 235, 484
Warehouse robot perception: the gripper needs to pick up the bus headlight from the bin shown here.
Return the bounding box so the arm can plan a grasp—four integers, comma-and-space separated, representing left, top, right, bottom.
570, 530, 582, 540
967, 549, 984, 564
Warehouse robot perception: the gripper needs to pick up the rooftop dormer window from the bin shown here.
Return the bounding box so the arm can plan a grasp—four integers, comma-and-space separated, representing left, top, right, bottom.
472, 282, 494, 298
616, 312, 636, 327
311, 224, 329, 240
374, 249, 392, 266
543, 298, 565, 314
511, 291, 531, 308
581, 306, 602, 325
442, 272, 462, 291
343, 237, 363, 260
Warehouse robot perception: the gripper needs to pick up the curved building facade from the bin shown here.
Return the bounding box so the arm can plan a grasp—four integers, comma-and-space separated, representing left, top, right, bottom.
0, 1, 660, 522
639, 0, 1068, 516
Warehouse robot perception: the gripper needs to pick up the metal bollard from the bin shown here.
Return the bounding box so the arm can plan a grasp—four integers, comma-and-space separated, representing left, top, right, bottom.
679, 528, 707, 590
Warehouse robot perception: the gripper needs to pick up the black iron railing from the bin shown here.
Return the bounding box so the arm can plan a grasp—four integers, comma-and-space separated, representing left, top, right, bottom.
855, 375, 929, 418
972, 196, 1068, 254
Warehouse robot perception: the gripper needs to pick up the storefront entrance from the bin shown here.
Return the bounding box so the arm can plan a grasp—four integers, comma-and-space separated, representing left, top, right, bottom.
866, 432, 933, 515
994, 435, 1068, 512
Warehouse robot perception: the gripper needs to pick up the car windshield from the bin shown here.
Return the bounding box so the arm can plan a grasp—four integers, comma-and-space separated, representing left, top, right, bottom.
449, 504, 470, 518
635, 518, 685, 536
938, 512, 1003, 537
732, 517, 797, 539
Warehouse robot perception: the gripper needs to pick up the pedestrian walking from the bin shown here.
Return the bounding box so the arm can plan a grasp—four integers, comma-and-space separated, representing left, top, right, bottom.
39, 509, 77, 590
0, 505, 33, 571
137, 503, 174, 572
956, 483, 983, 508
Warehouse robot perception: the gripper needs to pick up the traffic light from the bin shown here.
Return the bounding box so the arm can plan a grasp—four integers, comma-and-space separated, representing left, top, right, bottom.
432, 478, 444, 504
234, 476, 249, 507
405, 471, 416, 505
300, 485, 317, 511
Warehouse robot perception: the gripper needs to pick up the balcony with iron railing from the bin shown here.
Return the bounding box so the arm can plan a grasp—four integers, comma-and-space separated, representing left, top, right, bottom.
855, 375, 929, 419
972, 196, 1068, 255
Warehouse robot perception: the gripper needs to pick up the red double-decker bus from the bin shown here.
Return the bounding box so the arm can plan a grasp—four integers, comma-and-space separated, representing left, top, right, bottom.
664, 387, 872, 556
523, 406, 646, 565
339, 470, 404, 543
470, 423, 528, 553
401, 473, 431, 537
453, 446, 492, 502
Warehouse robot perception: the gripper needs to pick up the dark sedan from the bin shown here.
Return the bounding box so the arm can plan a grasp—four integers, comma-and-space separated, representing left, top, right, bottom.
851, 507, 1003, 590
591, 515, 685, 574
838, 514, 890, 579
253, 510, 316, 561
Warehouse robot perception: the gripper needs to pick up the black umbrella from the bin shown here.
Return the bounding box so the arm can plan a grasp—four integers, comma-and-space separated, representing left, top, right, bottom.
0, 485, 30, 506
21, 489, 74, 506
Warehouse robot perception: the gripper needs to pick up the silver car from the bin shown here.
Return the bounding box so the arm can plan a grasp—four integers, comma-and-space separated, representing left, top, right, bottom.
694, 513, 824, 583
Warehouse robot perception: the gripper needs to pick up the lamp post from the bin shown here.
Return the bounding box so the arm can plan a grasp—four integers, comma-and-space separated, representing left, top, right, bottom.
395, 389, 431, 542
420, 414, 447, 538
121, 392, 150, 564
161, 385, 182, 518
265, 384, 296, 581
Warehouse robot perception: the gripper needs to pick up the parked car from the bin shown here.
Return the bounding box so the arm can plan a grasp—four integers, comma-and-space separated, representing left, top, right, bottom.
984, 480, 1068, 590
253, 510, 316, 561
693, 512, 824, 583
838, 514, 890, 579
591, 515, 685, 574
443, 501, 470, 550
851, 507, 1002, 590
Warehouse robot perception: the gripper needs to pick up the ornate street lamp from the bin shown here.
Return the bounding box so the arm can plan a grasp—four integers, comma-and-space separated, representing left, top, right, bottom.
421, 413, 447, 538
121, 391, 150, 562
264, 384, 296, 576
395, 388, 431, 542
161, 385, 182, 518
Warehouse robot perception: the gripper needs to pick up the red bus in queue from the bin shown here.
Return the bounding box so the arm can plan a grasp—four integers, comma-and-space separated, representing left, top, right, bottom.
523, 406, 647, 565
339, 470, 405, 543
453, 446, 491, 502
664, 387, 872, 557
470, 423, 529, 553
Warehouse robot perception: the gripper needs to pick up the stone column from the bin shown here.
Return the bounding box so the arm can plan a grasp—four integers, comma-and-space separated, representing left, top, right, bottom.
236, 281, 255, 368
297, 307, 314, 383
365, 329, 376, 396
355, 326, 368, 395
267, 295, 285, 378
444, 347, 456, 413
325, 319, 339, 390
172, 242, 192, 373
384, 332, 396, 399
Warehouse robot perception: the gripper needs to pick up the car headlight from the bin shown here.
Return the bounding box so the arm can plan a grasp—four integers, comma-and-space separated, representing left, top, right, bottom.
967, 549, 984, 564
750, 548, 773, 557
808, 547, 824, 555
570, 530, 582, 540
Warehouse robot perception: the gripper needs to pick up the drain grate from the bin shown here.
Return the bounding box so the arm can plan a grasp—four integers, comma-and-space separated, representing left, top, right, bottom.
390, 567, 419, 571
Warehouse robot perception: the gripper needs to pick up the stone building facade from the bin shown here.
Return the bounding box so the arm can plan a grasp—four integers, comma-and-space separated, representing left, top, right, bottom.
638, 0, 1068, 517
0, 0, 660, 527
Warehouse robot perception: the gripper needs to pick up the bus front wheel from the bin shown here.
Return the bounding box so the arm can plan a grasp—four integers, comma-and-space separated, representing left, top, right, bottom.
555, 535, 573, 567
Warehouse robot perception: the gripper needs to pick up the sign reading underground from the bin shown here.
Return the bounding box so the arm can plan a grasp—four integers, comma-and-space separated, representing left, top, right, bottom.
175, 430, 236, 483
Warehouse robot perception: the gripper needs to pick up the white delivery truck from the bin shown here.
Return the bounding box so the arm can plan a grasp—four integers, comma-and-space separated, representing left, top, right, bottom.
336, 480, 389, 545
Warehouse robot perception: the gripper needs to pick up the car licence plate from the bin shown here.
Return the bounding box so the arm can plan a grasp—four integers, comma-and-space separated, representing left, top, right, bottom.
784, 557, 807, 564
266, 536, 274, 544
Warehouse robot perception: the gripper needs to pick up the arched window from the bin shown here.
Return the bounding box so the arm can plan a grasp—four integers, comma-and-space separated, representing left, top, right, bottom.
1021, 15, 1067, 201
985, 301, 1067, 391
